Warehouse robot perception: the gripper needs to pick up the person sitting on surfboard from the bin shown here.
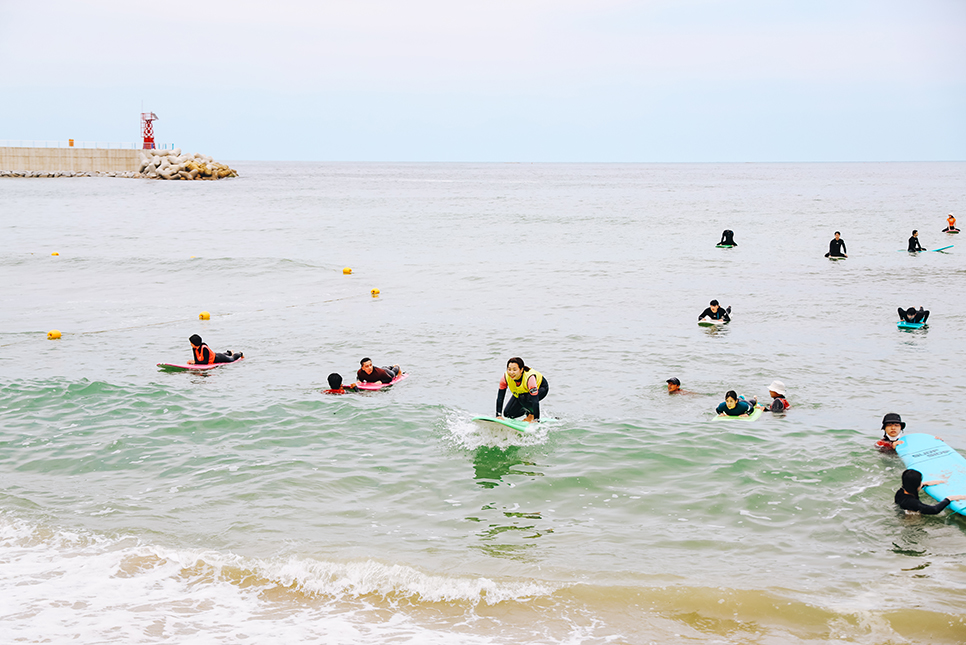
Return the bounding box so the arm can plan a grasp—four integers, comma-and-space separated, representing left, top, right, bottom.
763, 380, 790, 412
698, 300, 731, 323
666, 378, 697, 395
355, 358, 401, 385
943, 213, 959, 233
718, 230, 737, 246
876, 412, 905, 451
715, 390, 756, 417
825, 231, 847, 258
187, 334, 243, 365
496, 357, 548, 422
323, 373, 358, 395
897, 306, 929, 324
895, 469, 966, 515
907, 230, 924, 252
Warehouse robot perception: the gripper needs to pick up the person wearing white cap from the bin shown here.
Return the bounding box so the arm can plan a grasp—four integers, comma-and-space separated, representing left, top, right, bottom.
764, 380, 790, 413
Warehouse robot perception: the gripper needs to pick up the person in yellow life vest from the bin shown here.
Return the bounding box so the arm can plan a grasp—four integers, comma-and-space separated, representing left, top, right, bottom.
943, 213, 959, 233
496, 357, 549, 422
187, 334, 243, 365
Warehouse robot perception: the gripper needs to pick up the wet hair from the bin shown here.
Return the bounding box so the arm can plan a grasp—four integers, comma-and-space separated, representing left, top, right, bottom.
189, 334, 203, 346
912, 230, 918, 235
507, 356, 528, 371
725, 390, 738, 401
710, 300, 719, 306
901, 469, 922, 493
834, 231, 841, 235
360, 357, 372, 366
327, 373, 343, 389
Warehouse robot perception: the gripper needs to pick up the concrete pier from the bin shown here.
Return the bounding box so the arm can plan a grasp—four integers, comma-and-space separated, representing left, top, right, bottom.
0, 147, 140, 173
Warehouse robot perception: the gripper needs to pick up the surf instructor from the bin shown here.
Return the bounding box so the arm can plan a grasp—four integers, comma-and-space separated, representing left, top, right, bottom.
496, 357, 548, 423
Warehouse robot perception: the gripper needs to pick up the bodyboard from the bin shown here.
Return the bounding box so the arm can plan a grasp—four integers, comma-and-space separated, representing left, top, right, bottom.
897, 321, 925, 330
895, 433, 966, 516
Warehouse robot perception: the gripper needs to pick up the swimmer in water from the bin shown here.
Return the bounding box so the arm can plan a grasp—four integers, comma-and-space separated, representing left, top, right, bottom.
698, 300, 731, 323
666, 378, 698, 395
897, 307, 929, 324
718, 229, 737, 246
187, 334, 243, 365
825, 231, 847, 258
895, 469, 965, 515
876, 412, 905, 451
907, 230, 924, 252
322, 373, 358, 395
943, 213, 958, 233
496, 356, 548, 422
763, 380, 790, 412
715, 390, 757, 417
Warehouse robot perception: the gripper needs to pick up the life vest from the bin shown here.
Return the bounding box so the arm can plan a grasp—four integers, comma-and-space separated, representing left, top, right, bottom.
949, 215, 957, 227
776, 397, 790, 410
193, 343, 214, 365
505, 368, 543, 397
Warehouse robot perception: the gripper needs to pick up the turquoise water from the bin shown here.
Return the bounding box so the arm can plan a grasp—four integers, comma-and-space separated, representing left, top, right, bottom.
2, 162, 965, 643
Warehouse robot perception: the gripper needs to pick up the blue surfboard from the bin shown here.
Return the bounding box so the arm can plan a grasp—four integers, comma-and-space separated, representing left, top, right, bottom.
895, 434, 966, 516
472, 416, 531, 433
897, 320, 925, 330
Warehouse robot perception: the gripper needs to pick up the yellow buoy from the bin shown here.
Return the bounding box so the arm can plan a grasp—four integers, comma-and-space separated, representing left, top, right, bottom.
343, 267, 352, 275
199, 311, 210, 320
371, 288, 380, 297
51, 252, 59, 256
47, 329, 62, 340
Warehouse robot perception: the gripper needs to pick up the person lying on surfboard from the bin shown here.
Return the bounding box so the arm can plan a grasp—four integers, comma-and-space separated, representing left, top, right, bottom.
496, 357, 548, 422
895, 469, 966, 515
907, 230, 924, 252
355, 358, 401, 386
666, 378, 698, 395
323, 373, 358, 395
715, 390, 757, 417
187, 334, 243, 365
698, 300, 731, 323
942, 213, 959, 233
897, 306, 929, 324
718, 229, 737, 246
825, 231, 847, 258
762, 380, 790, 412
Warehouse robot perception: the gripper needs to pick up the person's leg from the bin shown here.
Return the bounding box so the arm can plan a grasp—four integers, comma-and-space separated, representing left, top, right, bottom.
502, 396, 525, 419
898, 307, 906, 321
917, 309, 930, 323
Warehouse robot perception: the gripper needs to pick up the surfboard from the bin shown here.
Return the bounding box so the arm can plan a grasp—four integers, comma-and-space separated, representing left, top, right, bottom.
715, 244, 735, 249
472, 416, 530, 433
157, 357, 244, 371
355, 372, 409, 390
931, 245, 954, 252
828, 256, 847, 261
942, 229, 959, 234
897, 320, 926, 330
698, 318, 728, 327
713, 406, 763, 421
895, 433, 966, 516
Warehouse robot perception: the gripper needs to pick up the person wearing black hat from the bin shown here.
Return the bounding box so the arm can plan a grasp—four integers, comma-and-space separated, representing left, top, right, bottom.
187, 334, 243, 365
895, 469, 965, 514
897, 306, 929, 324
666, 378, 697, 395
876, 413, 906, 451
698, 300, 731, 323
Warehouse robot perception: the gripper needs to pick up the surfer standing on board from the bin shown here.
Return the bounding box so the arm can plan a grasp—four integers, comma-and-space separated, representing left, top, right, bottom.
825, 231, 848, 258
355, 358, 401, 386
715, 390, 756, 417
895, 469, 965, 514
907, 230, 924, 252
187, 334, 243, 365
496, 357, 548, 422
698, 300, 731, 323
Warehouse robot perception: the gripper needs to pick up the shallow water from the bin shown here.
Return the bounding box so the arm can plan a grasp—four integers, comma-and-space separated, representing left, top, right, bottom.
2, 162, 965, 643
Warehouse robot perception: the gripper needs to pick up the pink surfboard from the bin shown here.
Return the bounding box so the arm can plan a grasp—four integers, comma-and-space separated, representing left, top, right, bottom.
355, 372, 409, 390
157, 357, 244, 371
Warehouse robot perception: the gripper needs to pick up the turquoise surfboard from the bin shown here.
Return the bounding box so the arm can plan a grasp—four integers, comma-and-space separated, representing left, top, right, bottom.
713, 406, 763, 421
897, 320, 925, 330
895, 434, 966, 516
472, 416, 531, 433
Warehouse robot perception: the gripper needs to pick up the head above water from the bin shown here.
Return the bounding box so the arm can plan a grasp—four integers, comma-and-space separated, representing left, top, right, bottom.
327, 373, 343, 389
709, 300, 719, 309
189, 334, 203, 346
881, 412, 905, 439
912, 230, 918, 236
901, 469, 923, 493
667, 377, 681, 392
767, 380, 786, 397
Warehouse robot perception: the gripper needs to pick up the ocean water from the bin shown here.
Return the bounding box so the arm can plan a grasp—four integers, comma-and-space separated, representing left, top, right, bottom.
1, 162, 965, 644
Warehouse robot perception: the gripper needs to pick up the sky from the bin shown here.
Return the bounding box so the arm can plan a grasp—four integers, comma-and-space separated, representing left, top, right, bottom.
1, 0, 964, 161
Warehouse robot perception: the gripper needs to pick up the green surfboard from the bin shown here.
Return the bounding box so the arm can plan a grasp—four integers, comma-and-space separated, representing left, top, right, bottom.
713, 406, 764, 421
472, 416, 531, 433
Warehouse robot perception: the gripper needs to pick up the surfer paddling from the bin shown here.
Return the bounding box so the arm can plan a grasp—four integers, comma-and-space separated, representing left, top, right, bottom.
355, 358, 402, 386
187, 334, 243, 365
698, 300, 731, 323
715, 390, 757, 417
897, 307, 929, 325
895, 469, 966, 515
825, 231, 847, 258
496, 357, 548, 422
718, 229, 737, 246
907, 230, 924, 252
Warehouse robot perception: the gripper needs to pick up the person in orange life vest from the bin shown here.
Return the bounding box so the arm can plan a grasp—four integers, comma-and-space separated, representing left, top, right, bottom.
354, 358, 401, 386
763, 380, 790, 412
323, 373, 358, 395
496, 357, 549, 422
187, 334, 242, 365
943, 213, 959, 233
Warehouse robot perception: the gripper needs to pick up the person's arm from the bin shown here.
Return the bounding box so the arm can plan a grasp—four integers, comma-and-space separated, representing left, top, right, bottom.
496, 376, 508, 417
698, 308, 711, 321
524, 374, 540, 421
842, 241, 847, 255
900, 495, 952, 515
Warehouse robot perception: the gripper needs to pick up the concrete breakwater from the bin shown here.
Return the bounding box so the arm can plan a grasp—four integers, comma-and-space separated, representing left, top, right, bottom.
0, 146, 238, 180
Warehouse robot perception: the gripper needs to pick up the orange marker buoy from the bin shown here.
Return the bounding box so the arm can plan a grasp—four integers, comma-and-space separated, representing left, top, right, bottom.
371, 288, 380, 297
343, 267, 352, 275
199, 311, 210, 320
51, 252, 59, 256
47, 329, 62, 340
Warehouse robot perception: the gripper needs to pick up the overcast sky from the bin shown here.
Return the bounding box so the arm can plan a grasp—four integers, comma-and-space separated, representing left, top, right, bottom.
1, 0, 964, 161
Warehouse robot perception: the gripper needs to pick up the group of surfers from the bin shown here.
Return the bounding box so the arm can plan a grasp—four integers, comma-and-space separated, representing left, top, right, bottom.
818, 214, 957, 259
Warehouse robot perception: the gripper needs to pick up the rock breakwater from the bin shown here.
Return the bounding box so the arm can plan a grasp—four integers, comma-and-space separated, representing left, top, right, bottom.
138, 148, 238, 180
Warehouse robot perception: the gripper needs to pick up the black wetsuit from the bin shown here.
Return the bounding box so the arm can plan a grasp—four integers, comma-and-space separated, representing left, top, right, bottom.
898, 307, 929, 323
719, 230, 737, 246
496, 377, 549, 420
826, 238, 847, 257
895, 489, 952, 514
698, 307, 730, 322
194, 344, 242, 365
908, 236, 923, 252
715, 400, 754, 416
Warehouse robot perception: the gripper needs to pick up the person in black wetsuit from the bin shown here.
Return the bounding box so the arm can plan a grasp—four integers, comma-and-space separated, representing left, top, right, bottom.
719, 230, 737, 246
895, 469, 965, 514
897, 307, 929, 324
907, 230, 924, 252
698, 300, 731, 323
187, 334, 243, 365
825, 231, 847, 258
715, 390, 756, 417
496, 357, 548, 422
